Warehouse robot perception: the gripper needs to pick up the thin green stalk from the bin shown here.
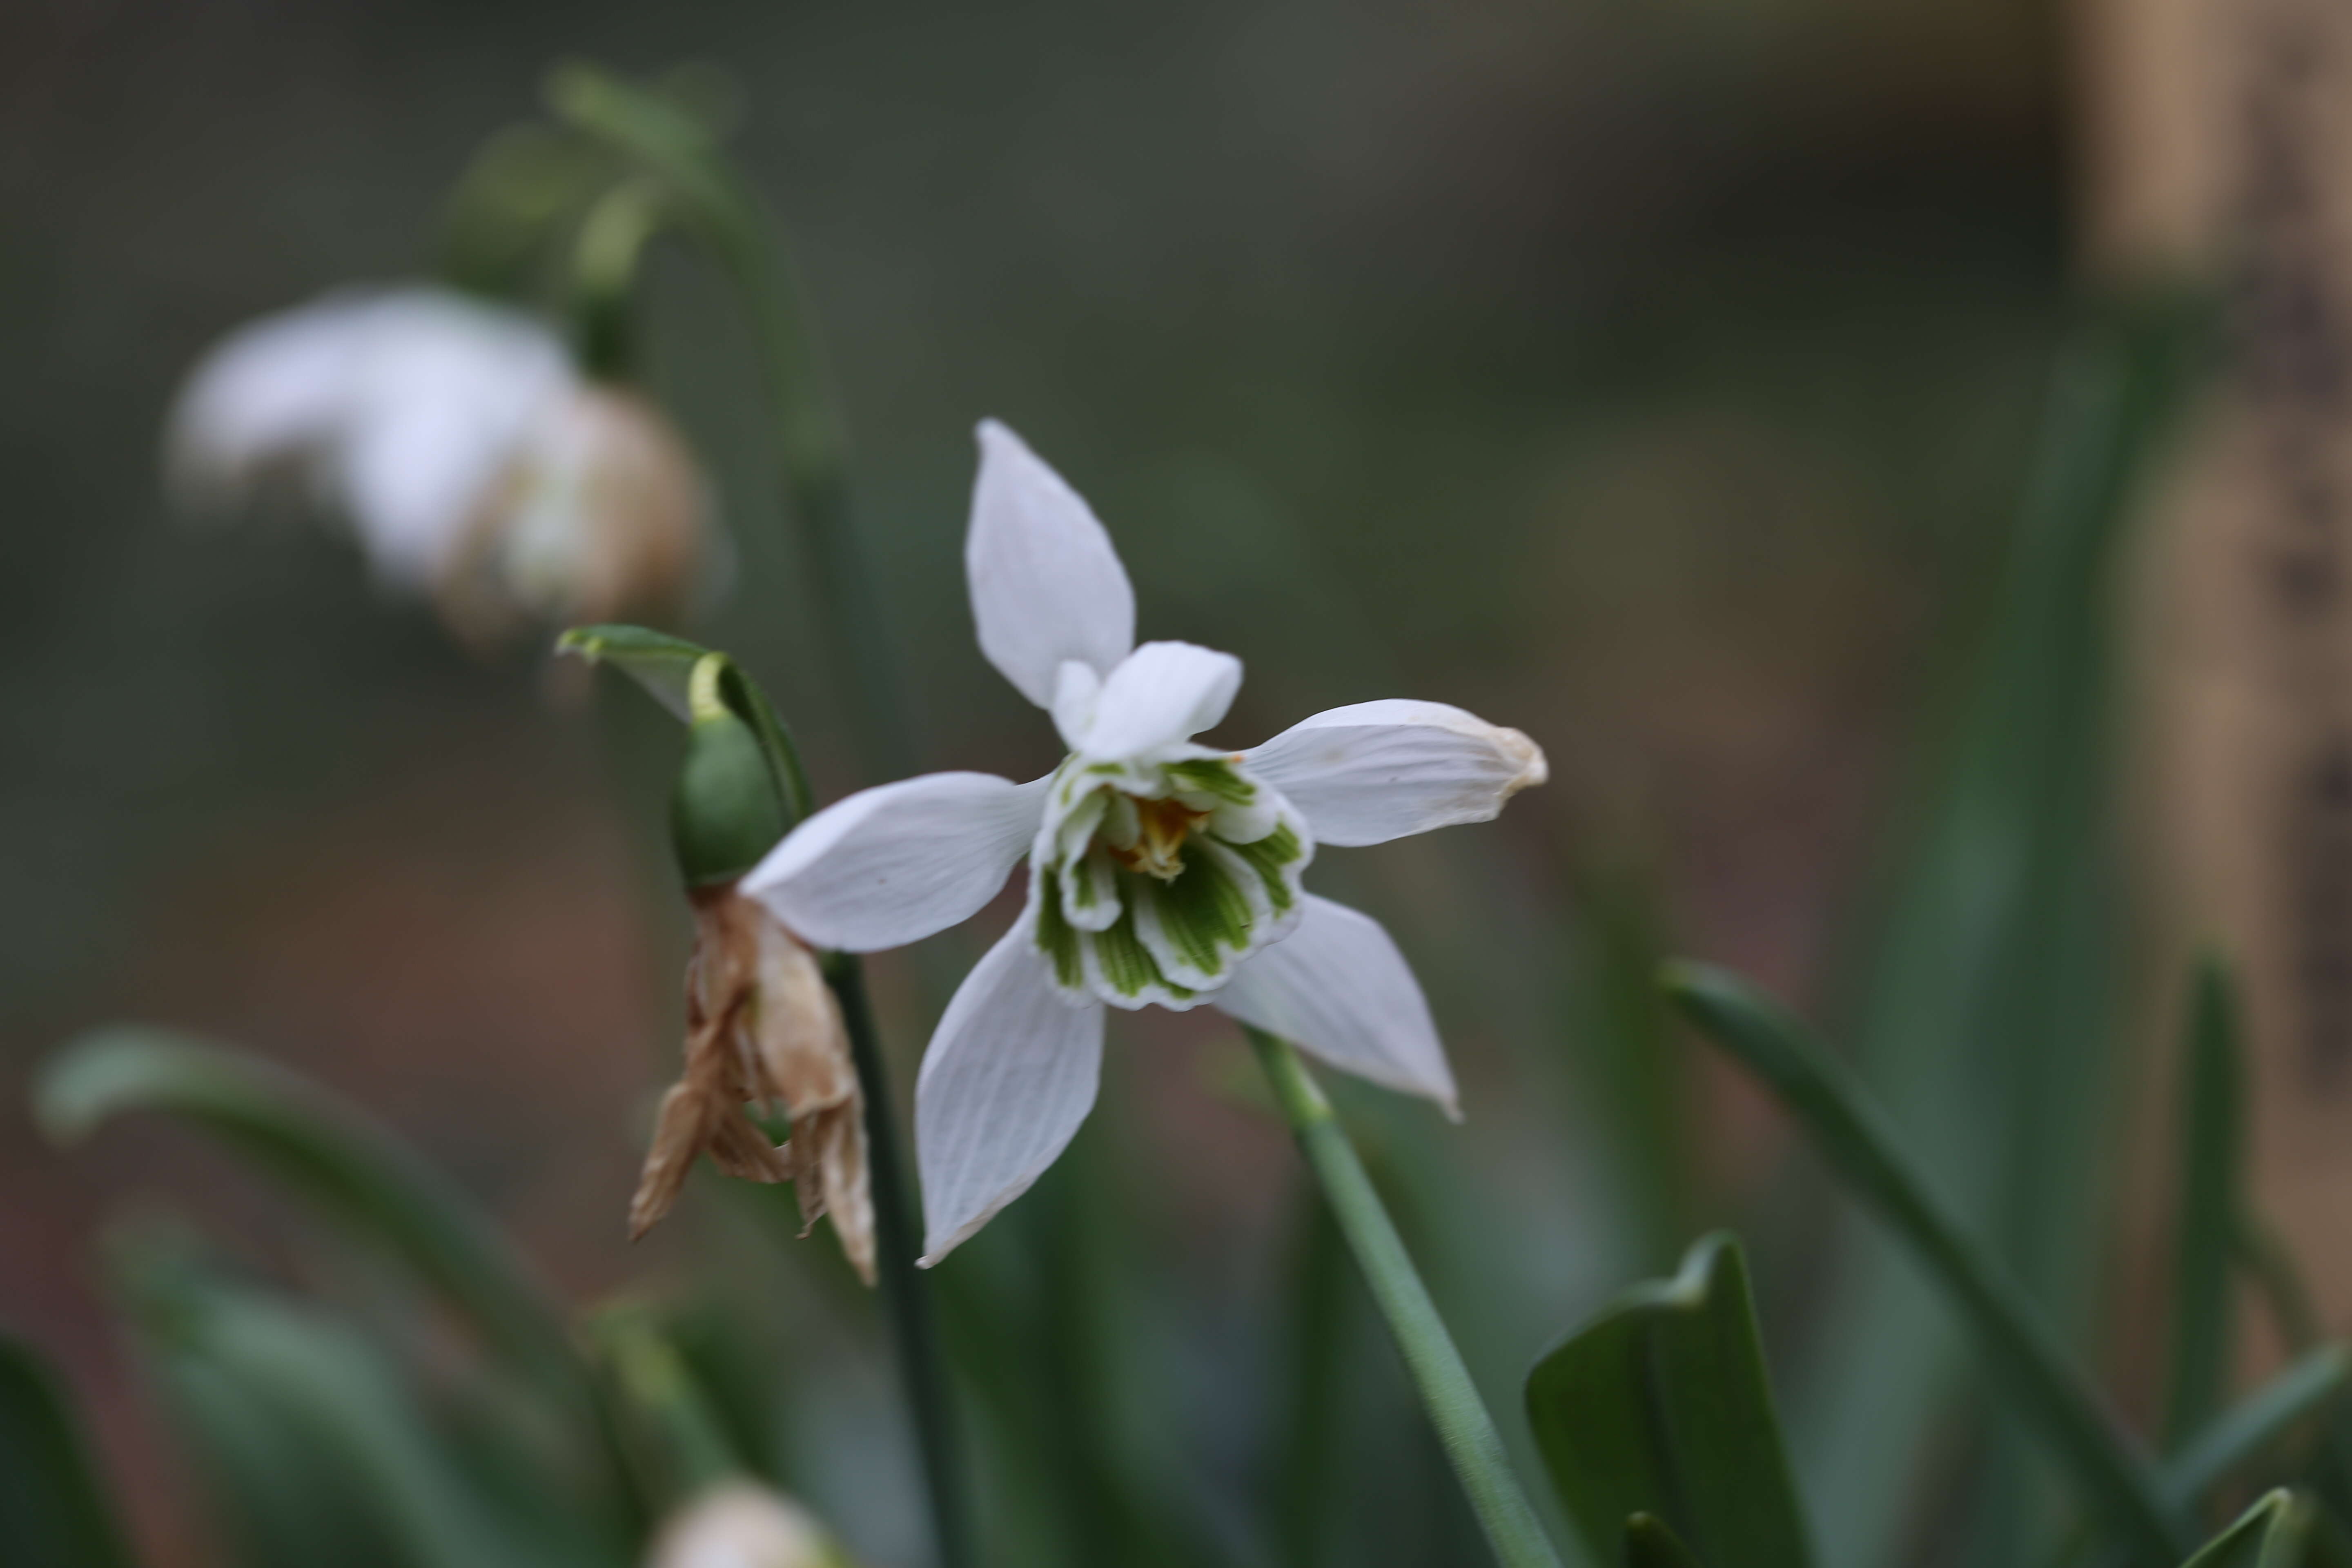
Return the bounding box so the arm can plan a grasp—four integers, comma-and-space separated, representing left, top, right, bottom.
1665, 963, 2189, 1565
830, 954, 976, 1568
1245, 1028, 1564, 1568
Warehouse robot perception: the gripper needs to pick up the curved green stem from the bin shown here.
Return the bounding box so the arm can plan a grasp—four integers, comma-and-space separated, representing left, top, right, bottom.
830, 954, 976, 1568
548, 62, 917, 780
568, 177, 671, 381
1665, 963, 2187, 1565
1245, 1028, 1563, 1568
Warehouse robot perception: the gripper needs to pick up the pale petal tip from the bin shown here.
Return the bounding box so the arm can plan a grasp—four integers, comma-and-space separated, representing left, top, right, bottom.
1497, 726, 1548, 799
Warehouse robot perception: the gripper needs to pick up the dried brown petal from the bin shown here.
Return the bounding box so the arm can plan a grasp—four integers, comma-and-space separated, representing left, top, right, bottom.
628, 885, 875, 1284
437, 384, 712, 648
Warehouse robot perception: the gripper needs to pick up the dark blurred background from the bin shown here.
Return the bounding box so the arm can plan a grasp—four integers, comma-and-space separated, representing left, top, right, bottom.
2, 1, 2082, 1563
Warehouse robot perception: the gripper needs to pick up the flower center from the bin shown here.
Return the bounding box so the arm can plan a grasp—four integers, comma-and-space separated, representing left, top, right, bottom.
1106, 795, 1209, 880
1028, 751, 1315, 1011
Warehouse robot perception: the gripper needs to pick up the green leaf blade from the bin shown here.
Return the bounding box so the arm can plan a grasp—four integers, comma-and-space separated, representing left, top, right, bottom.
2169, 956, 2247, 1451
1665, 962, 2187, 1564
2181, 1491, 2309, 1568
1625, 1513, 1706, 1568
1524, 1232, 1811, 1568
36, 1030, 582, 1410
2167, 1346, 2352, 1512
0, 1335, 137, 1568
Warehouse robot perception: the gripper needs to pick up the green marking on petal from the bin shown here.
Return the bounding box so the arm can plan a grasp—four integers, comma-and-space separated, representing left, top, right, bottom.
1089, 899, 1191, 1002
1151, 855, 1254, 977
1033, 874, 1084, 990
1164, 758, 1256, 804
1225, 821, 1304, 915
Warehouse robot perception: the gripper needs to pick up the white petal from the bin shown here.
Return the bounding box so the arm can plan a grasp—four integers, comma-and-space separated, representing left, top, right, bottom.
1050, 660, 1103, 748
966, 421, 1136, 708
1076, 641, 1244, 760
337, 294, 571, 583
743, 773, 1049, 953
166, 287, 573, 586
915, 921, 1106, 1263
1243, 699, 1546, 847
166, 296, 372, 500
1215, 894, 1459, 1116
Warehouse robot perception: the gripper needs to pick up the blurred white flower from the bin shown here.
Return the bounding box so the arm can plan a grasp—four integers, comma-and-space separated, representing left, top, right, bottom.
742, 421, 1546, 1263
166, 285, 713, 643
647, 1483, 852, 1568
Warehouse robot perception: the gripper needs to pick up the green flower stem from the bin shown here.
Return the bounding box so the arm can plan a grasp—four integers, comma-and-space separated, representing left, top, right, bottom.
1665, 963, 2187, 1565
829, 953, 976, 1568
1245, 1027, 1564, 1568
548, 63, 917, 780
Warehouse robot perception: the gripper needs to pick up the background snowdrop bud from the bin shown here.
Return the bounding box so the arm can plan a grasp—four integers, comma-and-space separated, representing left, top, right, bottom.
647, 1483, 855, 1568
670, 655, 789, 887
164, 285, 718, 648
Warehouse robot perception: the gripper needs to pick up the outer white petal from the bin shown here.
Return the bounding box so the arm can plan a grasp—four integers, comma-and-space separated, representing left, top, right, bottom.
743, 773, 1049, 953
337, 293, 571, 584
915, 921, 1106, 1263
967, 421, 1136, 708
1215, 894, 1459, 1116
165, 287, 573, 587
1243, 699, 1546, 847
1075, 641, 1244, 760
165, 295, 376, 506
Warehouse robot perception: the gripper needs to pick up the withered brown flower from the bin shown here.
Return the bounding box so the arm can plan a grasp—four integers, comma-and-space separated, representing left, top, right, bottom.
630, 882, 875, 1285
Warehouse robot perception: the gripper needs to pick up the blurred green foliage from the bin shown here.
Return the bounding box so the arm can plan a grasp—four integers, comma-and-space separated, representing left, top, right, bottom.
15, 7, 2352, 1568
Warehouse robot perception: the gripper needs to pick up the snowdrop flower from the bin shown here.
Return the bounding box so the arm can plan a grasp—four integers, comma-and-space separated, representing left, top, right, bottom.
167, 285, 711, 644
744, 422, 1546, 1263
648, 1483, 855, 1568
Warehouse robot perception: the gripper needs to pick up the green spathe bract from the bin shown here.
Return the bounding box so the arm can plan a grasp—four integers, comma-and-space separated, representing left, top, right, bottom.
670, 655, 789, 886
0, 1335, 136, 1568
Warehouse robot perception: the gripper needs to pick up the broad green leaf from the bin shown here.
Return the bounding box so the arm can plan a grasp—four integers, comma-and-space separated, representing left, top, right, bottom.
0, 1334, 136, 1568
1625, 1514, 1706, 1568
2169, 957, 2247, 1450
1666, 963, 2187, 1564
147, 1344, 401, 1568
2168, 1347, 2352, 1512
1523, 1232, 1811, 1568
2183, 1491, 2308, 1568
559, 624, 811, 823
37, 1031, 583, 1412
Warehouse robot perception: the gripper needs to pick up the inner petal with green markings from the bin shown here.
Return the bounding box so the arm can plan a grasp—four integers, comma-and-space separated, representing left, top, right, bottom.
1027, 749, 1313, 1010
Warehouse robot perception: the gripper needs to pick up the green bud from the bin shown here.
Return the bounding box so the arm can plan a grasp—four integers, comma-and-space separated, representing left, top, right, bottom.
670, 654, 788, 886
